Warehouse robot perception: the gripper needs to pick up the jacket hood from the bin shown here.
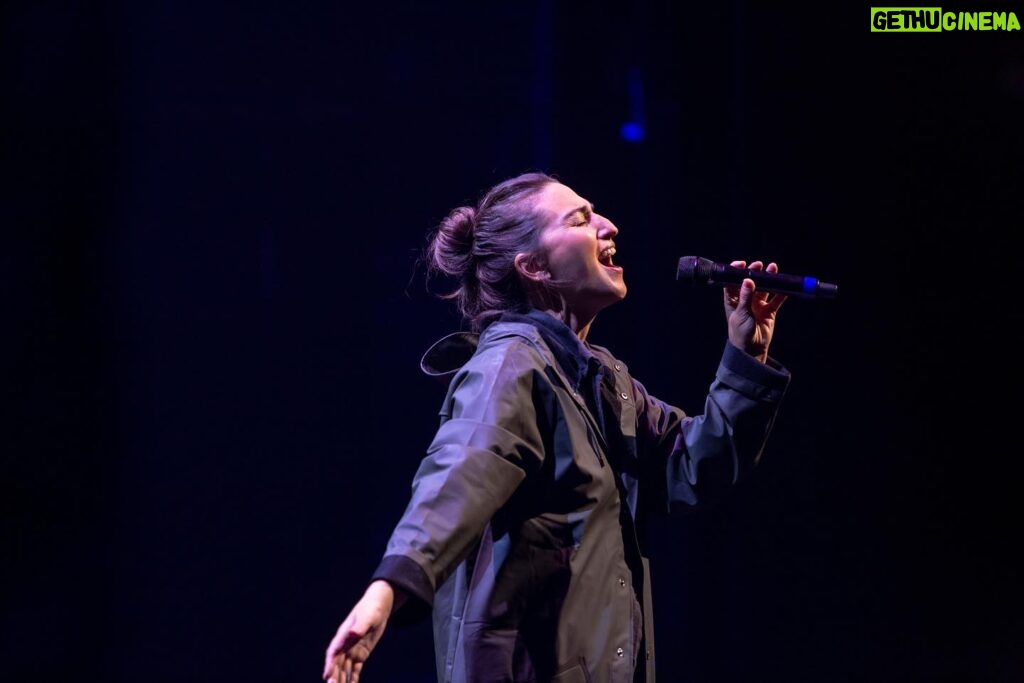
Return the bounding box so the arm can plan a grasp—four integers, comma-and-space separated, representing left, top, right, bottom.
419, 331, 480, 378
419, 322, 554, 382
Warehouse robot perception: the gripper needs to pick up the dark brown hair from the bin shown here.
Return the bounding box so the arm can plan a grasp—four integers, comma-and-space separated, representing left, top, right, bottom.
426, 172, 556, 331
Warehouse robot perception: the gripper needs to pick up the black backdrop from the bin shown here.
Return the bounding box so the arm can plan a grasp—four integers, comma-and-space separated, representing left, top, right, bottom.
5, 3, 1023, 682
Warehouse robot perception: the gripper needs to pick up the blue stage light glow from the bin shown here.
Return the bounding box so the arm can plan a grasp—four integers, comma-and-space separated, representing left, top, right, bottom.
620, 122, 645, 142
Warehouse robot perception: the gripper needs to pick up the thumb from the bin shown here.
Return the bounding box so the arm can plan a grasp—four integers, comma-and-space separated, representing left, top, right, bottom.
738, 278, 756, 307
323, 615, 362, 677
342, 619, 369, 649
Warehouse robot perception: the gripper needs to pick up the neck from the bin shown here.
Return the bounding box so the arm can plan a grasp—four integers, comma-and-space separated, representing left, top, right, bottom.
534, 306, 595, 341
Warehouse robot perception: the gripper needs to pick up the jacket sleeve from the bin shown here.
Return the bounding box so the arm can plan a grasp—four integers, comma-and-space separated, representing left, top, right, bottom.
634, 341, 791, 512
369, 341, 547, 621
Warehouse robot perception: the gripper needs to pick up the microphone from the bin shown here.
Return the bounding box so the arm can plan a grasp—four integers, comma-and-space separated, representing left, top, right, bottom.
676, 256, 839, 300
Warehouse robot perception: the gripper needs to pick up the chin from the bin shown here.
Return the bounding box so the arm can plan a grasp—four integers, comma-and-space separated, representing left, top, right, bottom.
598, 287, 627, 310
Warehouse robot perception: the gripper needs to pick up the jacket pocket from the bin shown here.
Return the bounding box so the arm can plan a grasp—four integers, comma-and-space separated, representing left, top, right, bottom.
551, 659, 591, 683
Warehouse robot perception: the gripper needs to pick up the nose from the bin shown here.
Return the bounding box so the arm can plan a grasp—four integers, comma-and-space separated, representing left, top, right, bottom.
596, 214, 619, 239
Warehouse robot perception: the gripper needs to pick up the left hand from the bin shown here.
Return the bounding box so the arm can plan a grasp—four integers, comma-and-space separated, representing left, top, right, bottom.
323, 581, 395, 683
723, 260, 787, 363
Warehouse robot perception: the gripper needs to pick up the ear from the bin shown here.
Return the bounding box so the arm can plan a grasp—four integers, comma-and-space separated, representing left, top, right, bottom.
514, 252, 547, 283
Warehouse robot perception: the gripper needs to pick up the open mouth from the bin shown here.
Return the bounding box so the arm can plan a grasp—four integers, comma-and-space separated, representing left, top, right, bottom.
598, 245, 619, 269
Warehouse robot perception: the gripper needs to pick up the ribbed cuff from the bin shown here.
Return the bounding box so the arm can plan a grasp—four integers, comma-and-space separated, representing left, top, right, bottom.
370, 555, 433, 626
718, 341, 791, 402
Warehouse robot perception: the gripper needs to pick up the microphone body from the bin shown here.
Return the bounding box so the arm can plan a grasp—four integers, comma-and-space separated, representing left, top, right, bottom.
676, 256, 838, 300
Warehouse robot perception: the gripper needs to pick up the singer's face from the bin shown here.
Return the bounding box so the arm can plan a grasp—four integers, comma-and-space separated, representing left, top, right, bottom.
529, 182, 627, 314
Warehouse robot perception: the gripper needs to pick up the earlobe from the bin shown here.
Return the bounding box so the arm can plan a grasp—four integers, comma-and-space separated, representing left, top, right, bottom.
514, 253, 548, 283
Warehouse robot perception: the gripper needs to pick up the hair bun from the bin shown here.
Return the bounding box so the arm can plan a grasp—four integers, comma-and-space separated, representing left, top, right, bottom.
428, 205, 476, 278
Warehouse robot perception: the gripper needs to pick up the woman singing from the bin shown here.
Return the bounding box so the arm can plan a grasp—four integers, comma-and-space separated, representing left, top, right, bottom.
323, 172, 790, 683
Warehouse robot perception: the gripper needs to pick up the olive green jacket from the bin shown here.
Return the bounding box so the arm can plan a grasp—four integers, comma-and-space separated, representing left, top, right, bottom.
373, 317, 790, 683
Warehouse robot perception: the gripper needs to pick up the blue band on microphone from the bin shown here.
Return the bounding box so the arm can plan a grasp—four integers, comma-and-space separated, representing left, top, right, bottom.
803, 276, 817, 295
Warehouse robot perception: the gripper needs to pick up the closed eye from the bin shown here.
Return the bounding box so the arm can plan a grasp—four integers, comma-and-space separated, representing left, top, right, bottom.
568, 207, 592, 227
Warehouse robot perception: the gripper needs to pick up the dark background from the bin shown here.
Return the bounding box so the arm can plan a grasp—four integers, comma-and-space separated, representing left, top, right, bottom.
4, 2, 1023, 682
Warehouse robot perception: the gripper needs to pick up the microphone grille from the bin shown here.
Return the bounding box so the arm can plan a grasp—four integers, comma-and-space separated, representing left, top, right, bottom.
676, 256, 715, 284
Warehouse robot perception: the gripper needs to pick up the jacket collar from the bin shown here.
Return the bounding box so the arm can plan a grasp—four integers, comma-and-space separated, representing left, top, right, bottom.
497, 309, 600, 392
419, 309, 599, 386
419, 309, 602, 387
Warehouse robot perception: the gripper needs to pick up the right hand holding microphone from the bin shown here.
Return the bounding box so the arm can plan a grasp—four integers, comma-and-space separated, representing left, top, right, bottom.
722, 260, 787, 363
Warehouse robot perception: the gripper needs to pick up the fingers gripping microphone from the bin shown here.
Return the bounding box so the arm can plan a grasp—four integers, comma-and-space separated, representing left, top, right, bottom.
676, 256, 839, 300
